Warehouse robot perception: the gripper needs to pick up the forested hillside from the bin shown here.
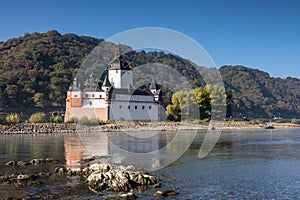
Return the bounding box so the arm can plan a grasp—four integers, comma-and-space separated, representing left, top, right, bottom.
220, 66, 300, 118
0, 31, 299, 119
0, 30, 102, 113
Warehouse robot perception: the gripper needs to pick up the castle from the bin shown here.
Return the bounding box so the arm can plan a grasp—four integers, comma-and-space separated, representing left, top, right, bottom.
64, 53, 160, 122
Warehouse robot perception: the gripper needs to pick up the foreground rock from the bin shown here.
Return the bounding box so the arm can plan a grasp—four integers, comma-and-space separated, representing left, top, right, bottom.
86, 163, 157, 192
0, 173, 42, 187
55, 163, 157, 193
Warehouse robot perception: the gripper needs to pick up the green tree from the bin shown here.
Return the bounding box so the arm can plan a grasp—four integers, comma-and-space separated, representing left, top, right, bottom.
166, 94, 181, 121
194, 86, 211, 119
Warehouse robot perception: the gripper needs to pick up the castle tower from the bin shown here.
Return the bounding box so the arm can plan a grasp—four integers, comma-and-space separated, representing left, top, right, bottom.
67, 77, 82, 107
101, 72, 112, 92
64, 78, 83, 122
150, 77, 160, 102
108, 51, 133, 89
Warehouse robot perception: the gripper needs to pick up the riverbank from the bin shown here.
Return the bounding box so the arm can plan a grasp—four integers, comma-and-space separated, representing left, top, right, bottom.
0, 121, 299, 134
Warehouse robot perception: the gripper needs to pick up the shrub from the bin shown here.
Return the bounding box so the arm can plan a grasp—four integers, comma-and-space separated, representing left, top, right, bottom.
291, 118, 300, 124
274, 119, 286, 123
98, 120, 106, 125
29, 112, 46, 123
6, 113, 21, 124
49, 115, 63, 123
106, 119, 116, 124
79, 116, 99, 126
68, 117, 78, 123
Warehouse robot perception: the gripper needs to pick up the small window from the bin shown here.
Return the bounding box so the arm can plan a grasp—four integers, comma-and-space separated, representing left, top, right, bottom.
116, 69, 118, 73
74, 95, 78, 97
99, 95, 102, 98
142, 105, 145, 110
92, 94, 95, 97
119, 105, 122, 109
85, 94, 88, 97
128, 106, 130, 109
89, 101, 92, 105
135, 106, 137, 109
149, 106, 152, 110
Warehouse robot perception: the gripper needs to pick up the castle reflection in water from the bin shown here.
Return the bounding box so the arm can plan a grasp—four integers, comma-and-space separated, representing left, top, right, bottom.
63, 131, 191, 171
63, 132, 161, 170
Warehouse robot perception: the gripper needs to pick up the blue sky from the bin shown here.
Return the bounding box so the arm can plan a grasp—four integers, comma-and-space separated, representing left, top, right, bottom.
0, 0, 300, 78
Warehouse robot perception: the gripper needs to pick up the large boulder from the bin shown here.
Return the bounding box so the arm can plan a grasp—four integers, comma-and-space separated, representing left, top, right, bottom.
86, 163, 157, 193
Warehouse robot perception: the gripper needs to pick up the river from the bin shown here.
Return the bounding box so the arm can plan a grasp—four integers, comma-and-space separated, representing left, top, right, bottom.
0, 128, 300, 199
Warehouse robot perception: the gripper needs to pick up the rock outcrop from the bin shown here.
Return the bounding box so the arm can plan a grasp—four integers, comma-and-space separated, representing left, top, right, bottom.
55, 163, 157, 193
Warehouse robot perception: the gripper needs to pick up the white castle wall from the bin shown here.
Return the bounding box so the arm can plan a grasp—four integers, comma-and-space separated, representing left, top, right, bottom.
109, 94, 159, 121
120, 70, 133, 88
109, 69, 133, 89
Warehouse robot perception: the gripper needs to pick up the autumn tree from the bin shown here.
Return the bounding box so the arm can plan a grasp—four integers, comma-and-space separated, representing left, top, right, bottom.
166, 85, 231, 121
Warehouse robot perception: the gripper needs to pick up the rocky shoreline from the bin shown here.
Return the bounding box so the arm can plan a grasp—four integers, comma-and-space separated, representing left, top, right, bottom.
0, 123, 76, 134
0, 121, 299, 134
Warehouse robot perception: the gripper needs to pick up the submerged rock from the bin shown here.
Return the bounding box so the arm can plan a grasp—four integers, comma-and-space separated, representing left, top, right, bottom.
30, 158, 59, 164
54, 167, 68, 176
0, 173, 41, 187
154, 190, 179, 197
0, 175, 10, 183
17, 161, 29, 166
30, 158, 46, 164
105, 192, 137, 200
5, 161, 16, 166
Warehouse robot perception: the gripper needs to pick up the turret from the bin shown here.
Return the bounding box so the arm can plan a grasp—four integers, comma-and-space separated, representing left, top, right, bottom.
101, 73, 112, 92
150, 77, 160, 102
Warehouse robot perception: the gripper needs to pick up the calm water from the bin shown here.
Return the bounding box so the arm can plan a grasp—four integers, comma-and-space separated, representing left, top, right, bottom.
1, 129, 300, 199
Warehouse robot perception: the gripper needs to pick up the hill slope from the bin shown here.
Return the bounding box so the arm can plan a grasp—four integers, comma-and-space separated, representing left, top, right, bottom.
0, 31, 299, 119
0, 30, 103, 113
220, 66, 300, 118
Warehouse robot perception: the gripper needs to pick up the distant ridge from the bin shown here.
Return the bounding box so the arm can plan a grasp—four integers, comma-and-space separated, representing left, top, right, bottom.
0, 30, 299, 119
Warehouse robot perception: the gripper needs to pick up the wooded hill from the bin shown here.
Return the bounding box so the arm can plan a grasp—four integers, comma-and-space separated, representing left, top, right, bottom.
0, 31, 299, 119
